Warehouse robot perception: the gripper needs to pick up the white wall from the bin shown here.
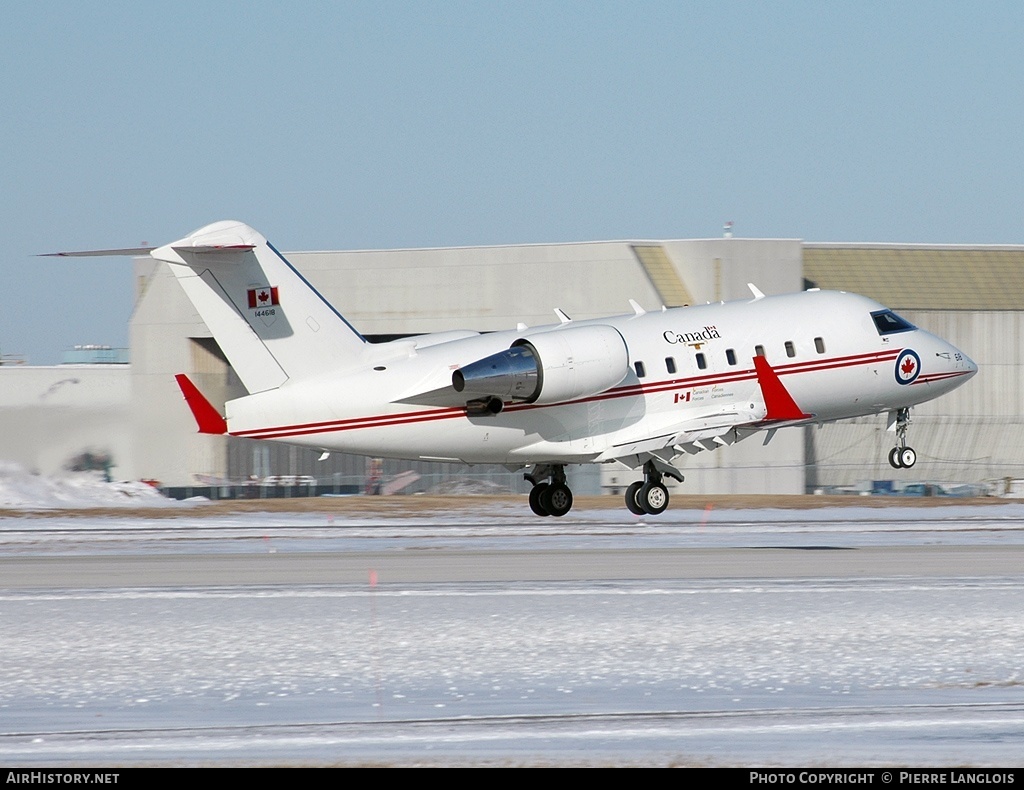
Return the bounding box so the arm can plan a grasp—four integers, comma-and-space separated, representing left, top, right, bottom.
129, 257, 243, 487
0, 365, 132, 478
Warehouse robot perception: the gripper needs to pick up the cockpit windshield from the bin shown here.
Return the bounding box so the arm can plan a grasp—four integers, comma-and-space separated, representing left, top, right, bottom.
871, 309, 916, 335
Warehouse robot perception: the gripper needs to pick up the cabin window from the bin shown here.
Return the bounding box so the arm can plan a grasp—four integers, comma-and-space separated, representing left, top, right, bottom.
815, 336, 826, 354
634, 361, 646, 378
754, 345, 765, 358
726, 348, 737, 366
785, 341, 796, 358
871, 309, 916, 335
695, 353, 707, 370
665, 357, 676, 374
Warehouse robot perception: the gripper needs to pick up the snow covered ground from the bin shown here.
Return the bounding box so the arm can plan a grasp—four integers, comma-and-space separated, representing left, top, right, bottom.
3, 496, 1024, 556
0, 486, 1023, 766
2, 575, 1022, 766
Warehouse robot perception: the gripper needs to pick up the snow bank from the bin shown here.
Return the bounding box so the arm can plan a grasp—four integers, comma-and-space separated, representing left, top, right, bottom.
0, 462, 172, 509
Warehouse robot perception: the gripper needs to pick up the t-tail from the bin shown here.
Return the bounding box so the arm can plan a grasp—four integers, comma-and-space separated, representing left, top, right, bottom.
152, 220, 367, 393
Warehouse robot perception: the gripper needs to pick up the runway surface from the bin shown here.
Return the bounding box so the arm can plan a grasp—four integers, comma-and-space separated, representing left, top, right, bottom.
1, 500, 1023, 766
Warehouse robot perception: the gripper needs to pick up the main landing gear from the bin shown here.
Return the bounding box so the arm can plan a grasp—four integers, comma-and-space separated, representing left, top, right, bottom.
526, 464, 574, 517
625, 459, 684, 516
526, 458, 684, 517
888, 407, 917, 469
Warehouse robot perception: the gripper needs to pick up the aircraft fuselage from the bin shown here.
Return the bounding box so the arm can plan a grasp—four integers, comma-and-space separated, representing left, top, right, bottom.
225, 289, 974, 465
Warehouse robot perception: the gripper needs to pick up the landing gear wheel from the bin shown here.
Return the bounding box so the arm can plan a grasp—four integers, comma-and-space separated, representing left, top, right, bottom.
625, 481, 645, 516
889, 407, 917, 470
638, 482, 669, 515
541, 483, 573, 517
529, 483, 551, 517
525, 464, 575, 517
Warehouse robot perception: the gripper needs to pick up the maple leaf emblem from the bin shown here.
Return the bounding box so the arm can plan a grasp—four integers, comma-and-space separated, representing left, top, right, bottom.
258, 290, 270, 304
901, 357, 916, 376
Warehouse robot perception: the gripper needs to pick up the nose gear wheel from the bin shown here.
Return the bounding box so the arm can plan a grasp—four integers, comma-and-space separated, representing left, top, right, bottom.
888, 407, 917, 468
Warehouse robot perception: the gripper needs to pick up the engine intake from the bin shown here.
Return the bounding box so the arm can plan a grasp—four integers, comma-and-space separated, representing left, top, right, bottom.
452, 324, 629, 406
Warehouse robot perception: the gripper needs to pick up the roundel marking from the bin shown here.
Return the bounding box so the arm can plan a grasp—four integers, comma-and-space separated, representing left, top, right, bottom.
895, 349, 921, 385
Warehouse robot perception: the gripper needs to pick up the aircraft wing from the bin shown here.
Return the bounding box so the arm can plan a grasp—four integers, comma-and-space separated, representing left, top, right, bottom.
600, 355, 815, 469
596, 404, 762, 467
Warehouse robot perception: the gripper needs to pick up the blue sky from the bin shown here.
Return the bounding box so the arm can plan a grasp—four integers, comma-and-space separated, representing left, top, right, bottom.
3, 1, 1023, 364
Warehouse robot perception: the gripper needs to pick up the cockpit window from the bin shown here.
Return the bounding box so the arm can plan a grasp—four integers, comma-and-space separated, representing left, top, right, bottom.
871, 309, 916, 335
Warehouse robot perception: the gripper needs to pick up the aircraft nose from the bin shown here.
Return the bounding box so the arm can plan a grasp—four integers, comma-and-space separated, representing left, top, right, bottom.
961, 350, 978, 377
943, 342, 977, 379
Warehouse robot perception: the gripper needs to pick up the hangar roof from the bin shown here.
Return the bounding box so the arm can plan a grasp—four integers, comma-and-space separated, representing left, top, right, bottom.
803, 244, 1024, 310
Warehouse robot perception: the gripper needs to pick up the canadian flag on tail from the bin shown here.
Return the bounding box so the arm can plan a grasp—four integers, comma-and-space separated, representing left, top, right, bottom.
247, 286, 279, 309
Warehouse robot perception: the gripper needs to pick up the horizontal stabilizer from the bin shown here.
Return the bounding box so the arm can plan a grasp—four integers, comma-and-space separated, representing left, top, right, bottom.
41, 247, 156, 257
174, 374, 227, 435
172, 244, 256, 254
43, 244, 255, 258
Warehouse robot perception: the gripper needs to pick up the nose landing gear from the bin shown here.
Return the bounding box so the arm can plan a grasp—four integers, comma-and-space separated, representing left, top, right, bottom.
888, 407, 917, 469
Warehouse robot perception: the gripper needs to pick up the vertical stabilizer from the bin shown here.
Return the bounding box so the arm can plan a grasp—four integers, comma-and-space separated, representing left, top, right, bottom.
153, 221, 367, 393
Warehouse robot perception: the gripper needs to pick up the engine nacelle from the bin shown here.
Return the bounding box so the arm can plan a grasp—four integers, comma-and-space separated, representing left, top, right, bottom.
452, 324, 629, 405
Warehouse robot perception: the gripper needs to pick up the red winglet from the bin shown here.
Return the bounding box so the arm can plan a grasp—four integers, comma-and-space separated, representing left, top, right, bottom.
174, 374, 227, 435
753, 356, 812, 422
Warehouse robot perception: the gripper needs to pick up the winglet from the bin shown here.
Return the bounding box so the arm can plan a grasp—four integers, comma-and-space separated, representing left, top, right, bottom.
753, 356, 812, 421
174, 374, 227, 435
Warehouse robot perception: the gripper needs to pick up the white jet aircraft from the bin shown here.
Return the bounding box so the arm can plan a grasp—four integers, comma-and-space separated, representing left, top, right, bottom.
55, 220, 978, 516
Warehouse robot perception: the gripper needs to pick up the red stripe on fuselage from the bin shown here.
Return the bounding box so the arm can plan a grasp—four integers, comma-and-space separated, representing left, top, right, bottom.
911, 370, 972, 385
230, 348, 904, 441
232, 405, 467, 440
